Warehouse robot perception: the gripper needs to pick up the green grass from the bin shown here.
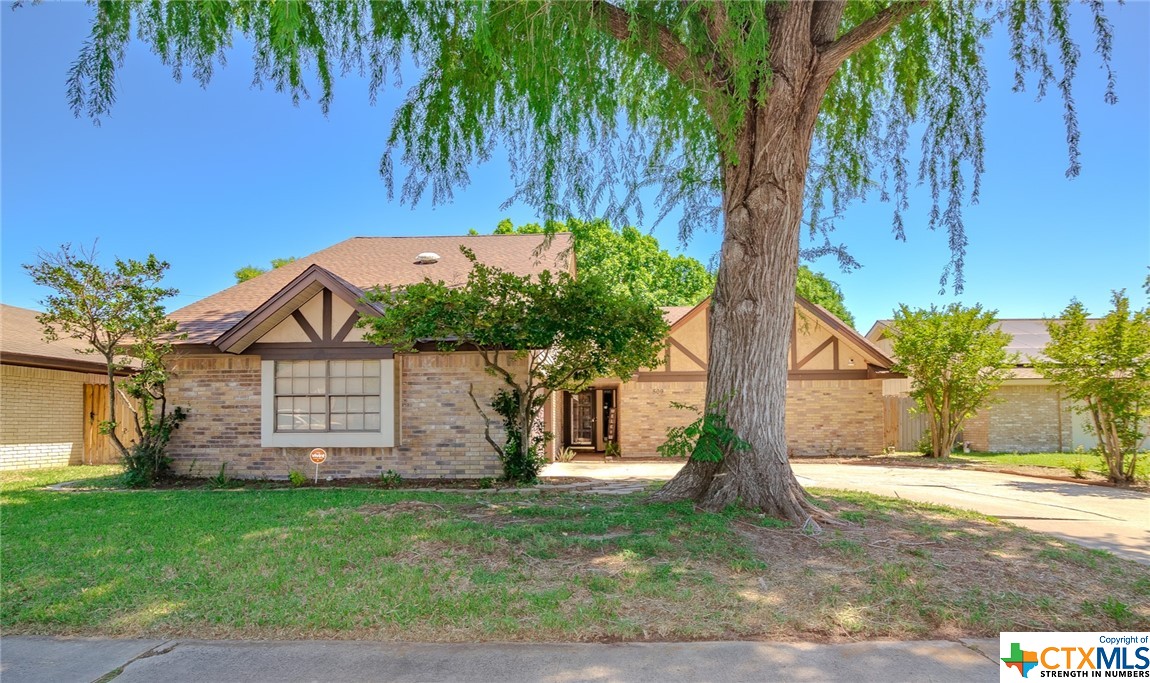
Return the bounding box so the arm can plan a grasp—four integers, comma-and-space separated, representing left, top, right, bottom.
883, 451, 1149, 482
957, 451, 1149, 478
2, 466, 1148, 640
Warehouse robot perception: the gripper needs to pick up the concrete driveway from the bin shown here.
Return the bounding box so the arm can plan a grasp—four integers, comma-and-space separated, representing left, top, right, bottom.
543, 461, 1150, 564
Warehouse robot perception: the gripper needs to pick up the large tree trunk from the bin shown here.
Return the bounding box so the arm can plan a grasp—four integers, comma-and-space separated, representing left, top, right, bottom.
653, 5, 837, 525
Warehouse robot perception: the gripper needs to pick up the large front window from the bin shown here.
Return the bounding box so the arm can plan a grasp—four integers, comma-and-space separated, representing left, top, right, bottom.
274, 360, 382, 432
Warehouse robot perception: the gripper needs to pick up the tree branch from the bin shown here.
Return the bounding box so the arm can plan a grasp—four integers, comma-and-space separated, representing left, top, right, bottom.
816, 1, 927, 80
810, 1, 846, 46
592, 0, 719, 98
467, 383, 504, 458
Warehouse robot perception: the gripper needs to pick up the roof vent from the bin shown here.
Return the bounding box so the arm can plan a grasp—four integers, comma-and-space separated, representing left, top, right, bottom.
415, 252, 441, 264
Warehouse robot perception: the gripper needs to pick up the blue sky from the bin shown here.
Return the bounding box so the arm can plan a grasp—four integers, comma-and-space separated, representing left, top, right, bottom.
2, 2, 1147, 330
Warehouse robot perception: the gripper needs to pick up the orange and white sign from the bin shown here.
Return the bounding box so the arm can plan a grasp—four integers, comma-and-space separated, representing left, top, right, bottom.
309, 448, 327, 464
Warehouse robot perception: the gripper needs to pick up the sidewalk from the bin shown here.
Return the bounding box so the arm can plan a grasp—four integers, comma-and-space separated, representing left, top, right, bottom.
1, 636, 1001, 682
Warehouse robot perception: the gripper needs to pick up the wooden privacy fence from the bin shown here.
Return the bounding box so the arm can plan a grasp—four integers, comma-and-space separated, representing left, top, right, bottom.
83, 384, 136, 465
882, 395, 928, 452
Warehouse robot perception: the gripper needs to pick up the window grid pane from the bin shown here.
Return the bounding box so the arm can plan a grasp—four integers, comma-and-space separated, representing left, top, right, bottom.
274, 359, 382, 433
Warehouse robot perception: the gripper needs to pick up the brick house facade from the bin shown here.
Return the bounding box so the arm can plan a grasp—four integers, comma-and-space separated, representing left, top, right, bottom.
161, 234, 896, 479
550, 297, 897, 459
162, 235, 569, 479
1, 304, 131, 469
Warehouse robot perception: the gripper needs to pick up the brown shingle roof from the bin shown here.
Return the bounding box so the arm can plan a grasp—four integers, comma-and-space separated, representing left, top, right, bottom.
660, 306, 696, 327
866, 318, 1099, 365
172, 233, 575, 344
0, 304, 109, 372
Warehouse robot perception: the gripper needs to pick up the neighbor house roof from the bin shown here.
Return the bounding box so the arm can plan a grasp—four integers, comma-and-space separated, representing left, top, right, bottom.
172, 233, 575, 345
0, 304, 117, 374
865, 318, 1098, 365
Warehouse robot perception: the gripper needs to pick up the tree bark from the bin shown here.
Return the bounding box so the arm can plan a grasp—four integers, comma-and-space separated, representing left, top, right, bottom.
653, 5, 838, 525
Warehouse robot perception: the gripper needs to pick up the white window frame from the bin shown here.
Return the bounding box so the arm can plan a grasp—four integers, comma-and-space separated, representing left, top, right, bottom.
260, 359, 395, 448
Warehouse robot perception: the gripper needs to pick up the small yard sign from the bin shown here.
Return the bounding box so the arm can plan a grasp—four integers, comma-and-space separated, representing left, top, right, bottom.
309, 448, 327, 483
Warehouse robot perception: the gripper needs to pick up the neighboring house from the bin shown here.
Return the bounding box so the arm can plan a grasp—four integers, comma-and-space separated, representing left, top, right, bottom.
866, 319, 1099, 453
164, 232, 898, 480
553, 296, 899, 459
0, 304, 131, 469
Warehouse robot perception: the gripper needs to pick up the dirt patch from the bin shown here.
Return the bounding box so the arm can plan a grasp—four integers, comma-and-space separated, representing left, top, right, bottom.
357, 500, 452, 517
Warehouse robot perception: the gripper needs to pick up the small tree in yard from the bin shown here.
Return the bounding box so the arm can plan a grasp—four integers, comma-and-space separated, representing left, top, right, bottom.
1036, 292, 1150, 485
361, 248, 668, 483
890, 303, 1015, 458
24, 244, 186, 487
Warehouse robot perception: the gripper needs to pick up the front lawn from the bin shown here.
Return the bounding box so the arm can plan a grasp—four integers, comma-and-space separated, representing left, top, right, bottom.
873, 451, 1149, 484
2, 466, 1147, 640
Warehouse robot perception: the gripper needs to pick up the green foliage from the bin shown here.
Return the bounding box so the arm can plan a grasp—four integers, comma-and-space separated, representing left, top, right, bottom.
288, 470, 308, 488
361, 247, 667, 483
24, 243, 185, 484
491, 389, 547, 483
59, 2, 1114, 286
379, 469, 403, 489
658, 399, 751, 463
796, 266, 855, 328
494, 218, 713, 307
494, 218, 855, 323
234, 256, 297, 284
1035, 291, 1150, 485
209, 462, 233, 489
890, 304, 1015, 458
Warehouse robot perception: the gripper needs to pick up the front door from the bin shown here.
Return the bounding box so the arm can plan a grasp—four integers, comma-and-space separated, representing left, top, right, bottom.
568, 390, 595, 447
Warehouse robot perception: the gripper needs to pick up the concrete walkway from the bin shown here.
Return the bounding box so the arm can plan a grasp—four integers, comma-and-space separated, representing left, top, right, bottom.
0, 636, 1001, 683
542, 460, 1150, 564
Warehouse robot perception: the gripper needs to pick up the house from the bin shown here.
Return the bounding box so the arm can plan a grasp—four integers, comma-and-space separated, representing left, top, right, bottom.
164, 234, 574, 479
866, 319, 1100, 453
551, 295, 899, 459
163, 233, 897, 480
0, 304, 131, 469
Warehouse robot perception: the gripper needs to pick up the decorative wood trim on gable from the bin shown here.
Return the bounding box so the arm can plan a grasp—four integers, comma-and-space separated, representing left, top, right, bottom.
291, 310, 322, 343
794, 336, 835, 370
667, 337, 708, 371
795, 295, 896, 369
333, 312, 361, 343
322, 290, 333, 341
214, 264, 380, 354
246, 342, 393, 360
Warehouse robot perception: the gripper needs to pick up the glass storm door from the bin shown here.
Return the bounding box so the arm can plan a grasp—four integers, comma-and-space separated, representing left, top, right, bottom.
569, 391, 595, 446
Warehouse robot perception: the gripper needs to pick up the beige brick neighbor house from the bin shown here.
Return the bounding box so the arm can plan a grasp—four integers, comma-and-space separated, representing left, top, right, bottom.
866, 319, 1101, 453
0, 304, 130, 469
162, 233, 897, 480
